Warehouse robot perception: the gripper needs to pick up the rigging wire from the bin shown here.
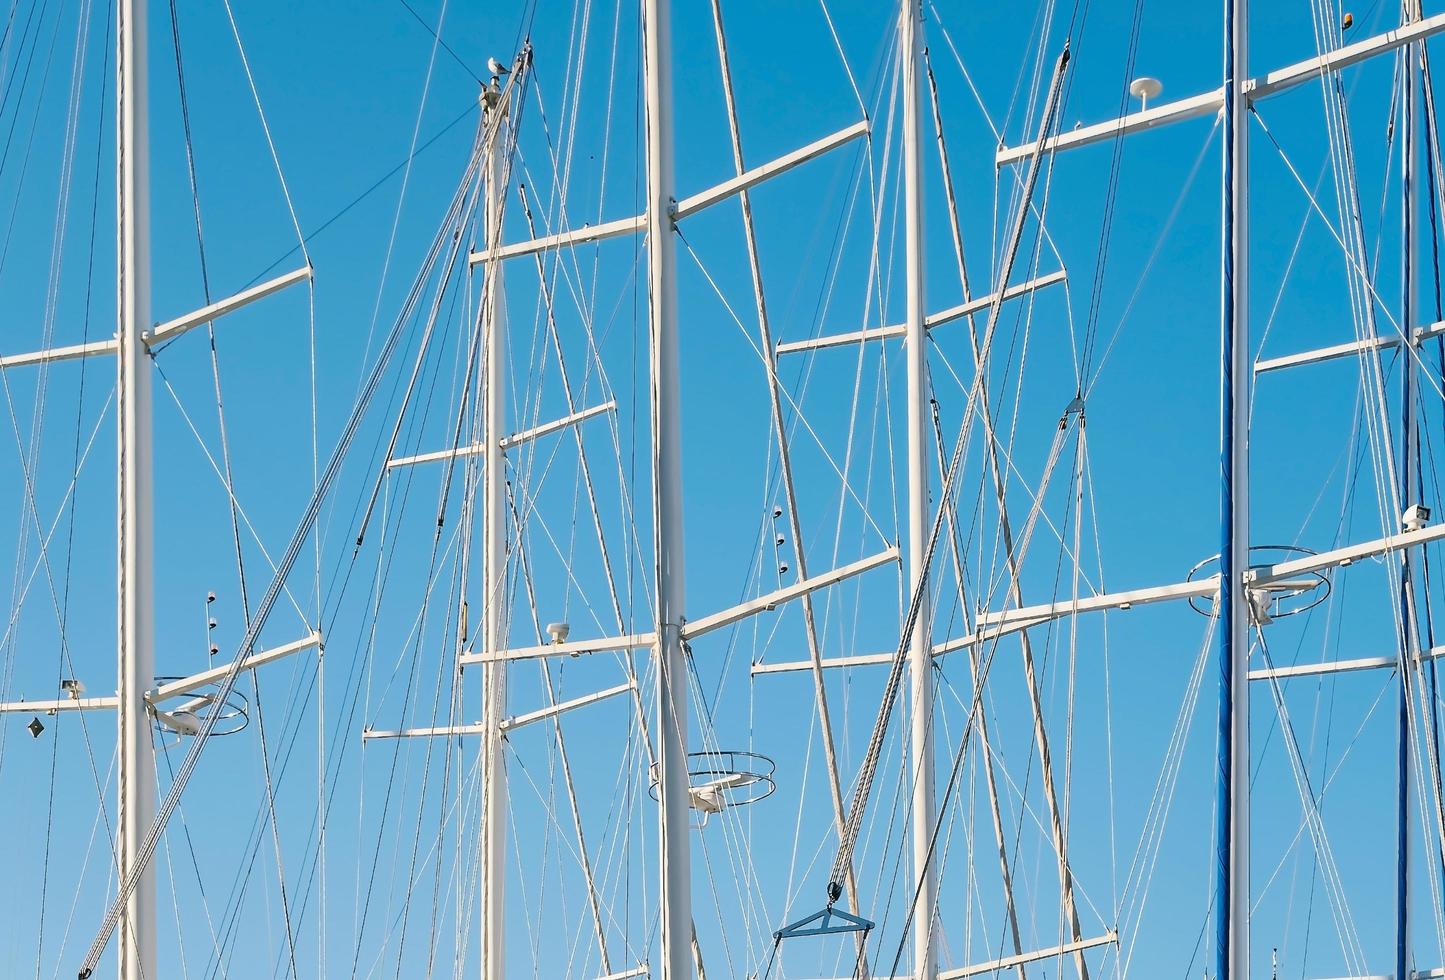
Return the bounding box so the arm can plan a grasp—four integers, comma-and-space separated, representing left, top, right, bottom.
395, 0, 482, 85
826, 39, 1070, 909
168, 8, 305, 967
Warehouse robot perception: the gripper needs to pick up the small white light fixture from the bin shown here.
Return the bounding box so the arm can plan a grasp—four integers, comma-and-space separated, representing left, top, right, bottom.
1404, 504, 1432, 532
547, 622, 571, 644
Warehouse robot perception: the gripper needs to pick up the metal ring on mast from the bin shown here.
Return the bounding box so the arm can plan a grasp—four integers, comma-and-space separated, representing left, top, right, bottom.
1186, 544, 1331, 621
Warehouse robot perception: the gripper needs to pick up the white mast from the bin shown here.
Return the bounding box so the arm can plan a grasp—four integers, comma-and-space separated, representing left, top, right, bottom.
481, 90, 510, 980
116, 0, 156, 974
901, 0, 937, 975
642, 0, 691, 975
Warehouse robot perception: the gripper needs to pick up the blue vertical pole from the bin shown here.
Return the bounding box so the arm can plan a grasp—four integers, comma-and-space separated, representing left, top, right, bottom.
1217, 0, 1250, 976
1398, 12, 1419, 979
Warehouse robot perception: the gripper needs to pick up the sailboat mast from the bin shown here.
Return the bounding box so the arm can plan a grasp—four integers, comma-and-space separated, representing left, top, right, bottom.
1397, 5, 1422, 975
642, 0, 691, 976
1216, 0, 1250, 975
115, 0, 156, 974
900, 0, 938, 975
481, 92, 510, 980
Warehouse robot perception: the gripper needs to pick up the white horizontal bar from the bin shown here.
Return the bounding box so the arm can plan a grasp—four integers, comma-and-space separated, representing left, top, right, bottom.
388, 401, 616, 469
753, 615, 1065, 675
940, 930, 1118, 979
500, 400, 616, 450
673, 119, 869, 219
1257, 334, 1399, 373
752, 617, 1047, 675
0, 338, 117, 370
466, 548, 892, 668
1251, 645, 1445, 681
924, 270, 1068, 331
976, 577, 1218, 631
469, 120, 868, 265
1251, 655, 1396, 681
776, 271, 1065, 356
1415, 968, 1445, 979
597, 966, 649, 980
362, 722, 489, 741
461, 631, 657, 666
997, 88, 1222, 166
499, 680, 634, 733
0, 266, 312, 369
0, 631, 322, 715
1254, 522, 1445, 584
0, 695, 119, 714
386, 445, 480, 470
751, 651, 894, 675
998, 12, 1445, 165
150, 631, 323, 702
941, 522, 1445, 648
470, 213, 645, 266
145, 265, 313, 346
682, 547, 899, 640
1256, 320, 1445, 374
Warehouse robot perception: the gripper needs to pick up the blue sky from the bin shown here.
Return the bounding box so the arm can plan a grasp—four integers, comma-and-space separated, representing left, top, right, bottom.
0, 0, 1438, 978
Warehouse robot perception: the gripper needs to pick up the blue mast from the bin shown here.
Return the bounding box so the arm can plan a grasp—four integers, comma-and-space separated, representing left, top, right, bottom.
1398, 9, 1421, 978
1216, 0, 1251, 975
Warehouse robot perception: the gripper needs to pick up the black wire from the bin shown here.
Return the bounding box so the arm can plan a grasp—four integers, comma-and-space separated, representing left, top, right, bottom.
1077, 0, 1146, 387
0, 0, 65, 275
244, 102, 477, 288
396, 0, 483, 85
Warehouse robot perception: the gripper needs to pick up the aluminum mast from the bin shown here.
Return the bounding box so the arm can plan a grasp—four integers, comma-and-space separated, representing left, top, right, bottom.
901, 0, 938, 975
480, 88, 510, 980
643, 0, 692, 976
116, 0, 156, 974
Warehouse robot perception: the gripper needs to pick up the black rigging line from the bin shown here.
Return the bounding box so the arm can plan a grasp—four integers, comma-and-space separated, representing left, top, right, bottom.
244, 102, 477, 288
1077, 0, 1146, 387
396, 0, 483, 86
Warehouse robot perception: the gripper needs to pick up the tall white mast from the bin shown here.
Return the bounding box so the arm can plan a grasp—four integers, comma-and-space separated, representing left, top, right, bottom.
1216, 0, 1249, 975
642, 0, 691, 975
116, 0, 156, 974
901, 0, 937, 975
480, 91, 510, 980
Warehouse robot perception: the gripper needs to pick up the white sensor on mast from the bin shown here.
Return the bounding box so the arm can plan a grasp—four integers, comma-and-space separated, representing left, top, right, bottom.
1128, 76, 1163, 110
